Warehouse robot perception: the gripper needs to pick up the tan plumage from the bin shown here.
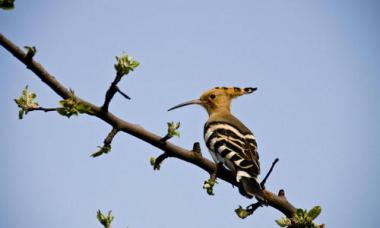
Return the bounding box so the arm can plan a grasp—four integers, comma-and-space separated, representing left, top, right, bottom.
168, 87, 261, 198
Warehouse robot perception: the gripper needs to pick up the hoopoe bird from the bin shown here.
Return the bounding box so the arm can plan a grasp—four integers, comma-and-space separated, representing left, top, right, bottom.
168, 87, 262, 199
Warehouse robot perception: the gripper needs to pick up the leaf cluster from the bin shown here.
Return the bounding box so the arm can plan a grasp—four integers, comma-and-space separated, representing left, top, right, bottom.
91, 145, 112, 158
275, 206, 322, 228
149, 157, 159, 169
96, 210, 114, 228
114, 53, 140, 75
57, 90, 91, 118
203, 178, 217, 195
235, 205, 253, 219
0, 0, 14, 10
167, 121, 180, 138
14, 86, 39, 119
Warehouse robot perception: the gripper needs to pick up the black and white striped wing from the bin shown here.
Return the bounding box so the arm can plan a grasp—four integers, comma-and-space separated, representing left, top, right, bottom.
204, 122, 260, 178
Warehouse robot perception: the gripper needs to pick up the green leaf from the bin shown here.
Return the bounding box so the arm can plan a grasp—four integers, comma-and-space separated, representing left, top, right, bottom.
167, 121, 181, 138
296, 208, 305, 217
234, 206, 251, 219
97, 210, 106, 222
107, 210, 114, 223
0, 0, 15, 10
203, 178, 217, 195
57, 90, 90, 118
96, 209, 113, 228
91, 145, 112, 157
150, 157, 156, 167
114, 52, 140, 75
130, 60, 140, 68
14, 85, 39, 119
76, 103, 91, 113
307, 206, 321, 220
277, 206, 323, 228
56, 108, 68, 116
275, 217, 291, 227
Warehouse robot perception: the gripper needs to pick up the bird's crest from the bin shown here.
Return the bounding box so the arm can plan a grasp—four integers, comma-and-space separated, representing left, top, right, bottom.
199, 87, 257, 115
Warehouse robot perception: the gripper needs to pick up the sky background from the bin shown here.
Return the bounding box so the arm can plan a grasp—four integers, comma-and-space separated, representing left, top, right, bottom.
1, 0, 379, 227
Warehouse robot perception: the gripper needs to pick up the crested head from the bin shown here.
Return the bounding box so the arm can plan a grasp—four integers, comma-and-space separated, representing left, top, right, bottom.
199, 87, 257, 115
168, 86, 257, 116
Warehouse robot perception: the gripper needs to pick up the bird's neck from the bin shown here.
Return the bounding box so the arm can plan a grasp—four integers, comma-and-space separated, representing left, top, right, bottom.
207, 107, 232, 118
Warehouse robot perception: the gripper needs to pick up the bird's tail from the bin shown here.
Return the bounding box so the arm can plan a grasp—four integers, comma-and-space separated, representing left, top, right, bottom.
237, 170, 263, 200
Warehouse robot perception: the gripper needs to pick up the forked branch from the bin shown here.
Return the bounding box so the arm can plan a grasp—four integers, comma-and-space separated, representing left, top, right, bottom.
102, 72, 128, 112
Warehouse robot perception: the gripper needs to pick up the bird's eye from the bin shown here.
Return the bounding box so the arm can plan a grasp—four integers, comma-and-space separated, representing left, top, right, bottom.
210, 94, 216, 99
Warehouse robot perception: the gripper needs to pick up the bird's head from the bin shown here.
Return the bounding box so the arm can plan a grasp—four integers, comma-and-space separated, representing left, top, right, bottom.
168, 87, 257, 116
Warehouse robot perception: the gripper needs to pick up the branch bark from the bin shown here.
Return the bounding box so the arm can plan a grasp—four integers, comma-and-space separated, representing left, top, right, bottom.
102, 72, 128, 112
0, 33, 297, 219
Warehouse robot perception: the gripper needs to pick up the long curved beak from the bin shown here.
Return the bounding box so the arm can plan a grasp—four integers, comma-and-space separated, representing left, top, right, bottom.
168, 99, 202, 111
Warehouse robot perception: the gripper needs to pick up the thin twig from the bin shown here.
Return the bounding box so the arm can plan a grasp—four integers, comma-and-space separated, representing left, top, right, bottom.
247, 201, 264, 214
104, 128, 119, 146
261, 158, 279, 189
116, 86, 131, 100
102, 72, 124, 112
28, 107, 59, 112
153, 153, 169, 170
160, 135, 171, 143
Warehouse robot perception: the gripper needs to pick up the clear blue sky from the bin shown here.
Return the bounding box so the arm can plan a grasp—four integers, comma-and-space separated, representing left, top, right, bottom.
1, 0, 379, 227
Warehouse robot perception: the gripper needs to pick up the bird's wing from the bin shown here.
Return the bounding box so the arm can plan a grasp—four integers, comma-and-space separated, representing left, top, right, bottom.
241, 133, 260, 176
204, 121, 260, 177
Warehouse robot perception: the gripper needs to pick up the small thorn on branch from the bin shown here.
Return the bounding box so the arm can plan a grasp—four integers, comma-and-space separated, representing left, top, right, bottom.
192, 142, 202, 156
260, 158, 279, 189
116, 86, 131, 100
278, 189, 285, 197
24, 46, 36, 60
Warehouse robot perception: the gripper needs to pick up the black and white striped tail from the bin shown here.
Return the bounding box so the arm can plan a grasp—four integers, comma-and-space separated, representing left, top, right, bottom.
239, 174, 262, 199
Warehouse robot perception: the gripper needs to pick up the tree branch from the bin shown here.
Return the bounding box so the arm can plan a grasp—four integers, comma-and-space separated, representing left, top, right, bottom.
116, 86, 131, 100
0, 33, 297, 219
104, 127, 119, 146
28, 107, 59, 112
261, 158, 279, 189
102, 72, 126, 112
